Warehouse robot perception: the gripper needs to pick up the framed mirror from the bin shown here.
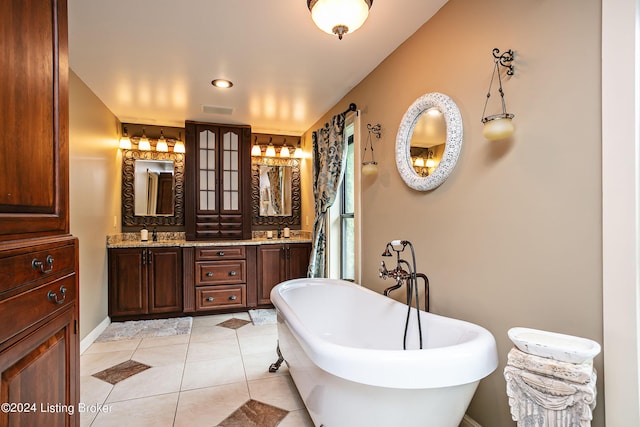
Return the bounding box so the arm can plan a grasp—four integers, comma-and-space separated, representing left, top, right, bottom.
122, 150, 185, 227
396, 92, 463, 191
251, 157, 301, 227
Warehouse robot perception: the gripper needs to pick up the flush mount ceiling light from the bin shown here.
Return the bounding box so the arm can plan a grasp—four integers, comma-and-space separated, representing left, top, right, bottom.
211, 79, 233, 88
307, 0, 373, 40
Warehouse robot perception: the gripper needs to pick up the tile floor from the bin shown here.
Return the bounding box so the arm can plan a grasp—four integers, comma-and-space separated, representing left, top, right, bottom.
80, 312, 314, 427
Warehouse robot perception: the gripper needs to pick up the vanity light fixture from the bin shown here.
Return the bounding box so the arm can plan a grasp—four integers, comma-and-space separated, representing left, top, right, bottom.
265, 144, 277, 157
251, 137, 262, 156
293, 145, 304, 158
119, 126, 132, 150
481, 48, 515, 140
280, 145, 291, 158
307, 0, 373, 40
173, 132, 186, 153
138, 128, 151, 151
155, 129, 169, 152
362, 123, 380, 176
211, 79, 233, 88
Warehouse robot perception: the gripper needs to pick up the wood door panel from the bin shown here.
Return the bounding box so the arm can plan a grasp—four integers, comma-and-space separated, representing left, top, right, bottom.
148, 248, 182, 313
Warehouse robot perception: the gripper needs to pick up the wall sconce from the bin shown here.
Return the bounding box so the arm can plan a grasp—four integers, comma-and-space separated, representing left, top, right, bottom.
121, 124, 186, 153
265, 143, 277, 157
174, 132, 186, 153
155, 129, 169, 152
307, 0, 373, 40
362, 123, 381, 176
119, 126, 132, 150
252, 134, 302, 158
138, 128, 151, 151
481, 48, 515, 140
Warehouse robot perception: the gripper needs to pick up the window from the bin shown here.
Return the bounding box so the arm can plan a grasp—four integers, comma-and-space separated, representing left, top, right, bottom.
339, 133, 355, 280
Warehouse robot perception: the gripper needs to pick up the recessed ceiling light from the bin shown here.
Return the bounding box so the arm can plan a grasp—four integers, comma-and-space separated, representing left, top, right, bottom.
211, 79, 233, 88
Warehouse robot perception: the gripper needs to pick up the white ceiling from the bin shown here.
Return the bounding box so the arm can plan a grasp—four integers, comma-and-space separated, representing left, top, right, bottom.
68, 0, 447, 135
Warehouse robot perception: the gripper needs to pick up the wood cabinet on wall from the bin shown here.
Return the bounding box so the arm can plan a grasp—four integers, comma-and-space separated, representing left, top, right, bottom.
108, 247, 183, 319
257, 243, 311, 305
185, 121, 252, 240
0, 1, 79, 425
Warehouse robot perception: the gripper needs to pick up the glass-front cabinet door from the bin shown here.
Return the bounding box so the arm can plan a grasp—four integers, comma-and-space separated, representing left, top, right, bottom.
199, 129, 217, 212
186, 121, 251, 240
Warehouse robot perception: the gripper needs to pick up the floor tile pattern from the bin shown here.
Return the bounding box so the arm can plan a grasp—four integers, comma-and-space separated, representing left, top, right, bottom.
81, 312, 314, 427
92, 360, 151, 385
218, 399, 289, 427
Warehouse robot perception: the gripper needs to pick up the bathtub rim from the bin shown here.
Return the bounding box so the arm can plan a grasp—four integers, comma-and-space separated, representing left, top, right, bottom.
271, 277, 499, 389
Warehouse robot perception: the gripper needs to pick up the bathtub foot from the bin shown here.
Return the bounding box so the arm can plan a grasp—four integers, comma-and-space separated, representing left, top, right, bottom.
269, 342, 284, 373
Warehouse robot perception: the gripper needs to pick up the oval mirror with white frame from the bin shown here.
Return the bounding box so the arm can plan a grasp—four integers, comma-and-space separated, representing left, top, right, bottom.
396, 92, 463, 191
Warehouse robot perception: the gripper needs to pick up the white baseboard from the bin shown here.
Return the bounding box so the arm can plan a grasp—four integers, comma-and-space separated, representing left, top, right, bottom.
80, 316, 110, 354
460, 414, 482, 427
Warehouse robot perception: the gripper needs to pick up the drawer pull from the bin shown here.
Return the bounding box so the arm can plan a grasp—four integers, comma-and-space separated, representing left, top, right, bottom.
32, 255, 55, 274
229, 271, 237, 276
229, 295, 237, 301
217, 251, 225, 256
206, 272, 214, 277
206, 296, 214, 302
47, 286, 66, 305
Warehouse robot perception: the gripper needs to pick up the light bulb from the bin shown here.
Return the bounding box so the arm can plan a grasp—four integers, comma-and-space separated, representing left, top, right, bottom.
173, 141, 185, 153
280, 146, 290, 158
293, 147, 304, 158
251, 144, 262, 156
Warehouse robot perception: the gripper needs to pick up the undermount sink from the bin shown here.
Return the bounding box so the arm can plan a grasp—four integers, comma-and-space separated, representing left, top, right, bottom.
508, 327, 601, 364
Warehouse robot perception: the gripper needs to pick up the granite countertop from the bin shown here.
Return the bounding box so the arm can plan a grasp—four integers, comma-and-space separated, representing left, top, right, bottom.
106, 232, 312, 248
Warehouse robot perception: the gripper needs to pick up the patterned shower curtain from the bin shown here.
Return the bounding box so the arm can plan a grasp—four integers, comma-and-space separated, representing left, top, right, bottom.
307, 113, 347, 278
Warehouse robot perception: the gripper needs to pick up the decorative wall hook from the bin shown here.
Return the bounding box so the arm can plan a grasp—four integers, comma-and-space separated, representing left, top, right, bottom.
362, 123, 381, 176
481, 48, 516, 140
493, 48, 514, 76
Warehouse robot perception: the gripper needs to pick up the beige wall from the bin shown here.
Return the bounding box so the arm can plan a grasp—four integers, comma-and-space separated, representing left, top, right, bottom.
303, 0, 604, 425
69, 70, 121, 340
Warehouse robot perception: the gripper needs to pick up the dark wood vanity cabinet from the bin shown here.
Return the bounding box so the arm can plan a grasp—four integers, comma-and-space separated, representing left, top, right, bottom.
257, 243, 311, 305
108, 247, 183, 319
185, 121, 252, 240
0, 1, 80, 425
190, 246, 257, 312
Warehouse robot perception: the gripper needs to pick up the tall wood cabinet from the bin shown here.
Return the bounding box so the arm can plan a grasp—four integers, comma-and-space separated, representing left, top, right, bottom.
108, 247, 183, 319
0, 1, 79, 426
185, 121, 252, 240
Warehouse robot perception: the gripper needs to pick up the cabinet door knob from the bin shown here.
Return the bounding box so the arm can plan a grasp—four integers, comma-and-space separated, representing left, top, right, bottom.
229, 295, 237, 301
217, 251, 225, 256
206, 296, 214, 302
47, 285, 67, 305
206, 272, 214, 277
229, 271, 237, 276
32, 255, 54, 274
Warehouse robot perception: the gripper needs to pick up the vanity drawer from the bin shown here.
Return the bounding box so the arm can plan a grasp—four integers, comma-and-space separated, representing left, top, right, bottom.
196, 285, 246, 310
0, 273, 76, 344
0, 241, 77, 298
196, 260, 246, 285
196, 246, 246, 261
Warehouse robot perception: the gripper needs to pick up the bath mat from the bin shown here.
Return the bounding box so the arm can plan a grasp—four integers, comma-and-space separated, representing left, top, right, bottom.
96, 317, 193, 342
248, 309, 276, 326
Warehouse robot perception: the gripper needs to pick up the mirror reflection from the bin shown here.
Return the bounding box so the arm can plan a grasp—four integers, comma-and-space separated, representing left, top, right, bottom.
259, 165, 292, 216
410, 107, 446, 177
134, 160, 175, 216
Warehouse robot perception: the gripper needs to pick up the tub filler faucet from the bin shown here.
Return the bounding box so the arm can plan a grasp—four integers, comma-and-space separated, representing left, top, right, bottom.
379, 240, 430, 350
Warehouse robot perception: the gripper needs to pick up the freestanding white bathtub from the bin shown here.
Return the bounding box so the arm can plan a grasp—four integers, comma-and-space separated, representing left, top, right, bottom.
270, 278, 498, 427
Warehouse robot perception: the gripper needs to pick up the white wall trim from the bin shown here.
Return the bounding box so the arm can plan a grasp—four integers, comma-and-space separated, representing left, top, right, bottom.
80, 316, 110, 354
460, 414, 482, 427
602, 0, 640, 425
